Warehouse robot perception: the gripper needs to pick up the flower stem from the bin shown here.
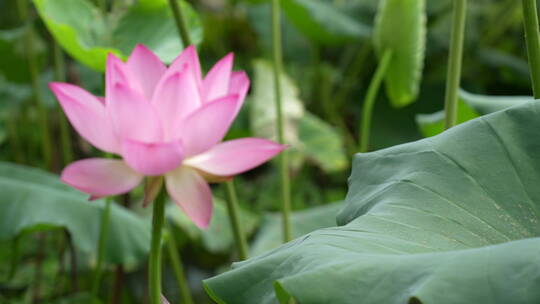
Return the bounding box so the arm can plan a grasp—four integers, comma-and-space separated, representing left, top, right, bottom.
53, 42, 73, 165
224, 180, 248, 260
168, 0, 192, 46
358, 50, 393, 153
165, 223, 194, 304
522, 0, 540, 98
90, 198, 112, 303
271, 0, 292, 243
17, 0, 53, 170
443, 0, 467, 129
149, 187, 167, 304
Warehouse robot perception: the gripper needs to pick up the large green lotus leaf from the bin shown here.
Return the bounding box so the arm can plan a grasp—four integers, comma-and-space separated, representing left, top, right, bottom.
205, 101, 540, 303
0, 162, 150, 267
374, 0, 426, 107
250, 202, 343, 257
33, 0, 202, 71
281, 0, 370, 45
416, 90, 532, 137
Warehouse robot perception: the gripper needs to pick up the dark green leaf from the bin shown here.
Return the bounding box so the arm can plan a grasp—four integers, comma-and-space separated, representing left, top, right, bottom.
205, 100, 540, 304
0, 27, 46, 83
0, 162, 150, 267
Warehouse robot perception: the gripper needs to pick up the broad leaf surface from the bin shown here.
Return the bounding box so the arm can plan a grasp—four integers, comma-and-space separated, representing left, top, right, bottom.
205, 101, 540, 304
0, 162, 150, 267
416, 90, 532, 137
374, 0, 426, 107
33, 0, 202, 71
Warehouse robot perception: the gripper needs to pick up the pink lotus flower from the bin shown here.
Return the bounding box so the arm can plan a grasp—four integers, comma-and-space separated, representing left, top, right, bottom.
50, 45, 285, 228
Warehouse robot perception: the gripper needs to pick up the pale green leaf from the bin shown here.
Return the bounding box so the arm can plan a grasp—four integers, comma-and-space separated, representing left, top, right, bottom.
374, 0, 426, 107
298, 113, 348, 172
33, 0, 203, 71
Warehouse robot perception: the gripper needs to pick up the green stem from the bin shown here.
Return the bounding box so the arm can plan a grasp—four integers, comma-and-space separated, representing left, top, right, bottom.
443, 0, 467, 129
224, 180, 248, 260
165, 223, 194, 304
522, 0, 540, 98
53, 42, 73, 165
90, 198, 112, 303
271, 0, 292, 243
359, 50, 393, 153
149, 188, 167, 304
168, 0, 192, 46
17, 0, 53, 169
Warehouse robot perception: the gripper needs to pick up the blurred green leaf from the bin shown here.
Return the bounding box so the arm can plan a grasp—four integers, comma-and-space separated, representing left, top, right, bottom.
415, 99, 478, 137
250, 59, 347, 172
0, 75, 31, 116
416, 90, 532, 137
205, 101, 540, 304
459, 89, 532, 113
250, 202, 342, 257
33, 0, 203, 71
249, 59, 305, 169
0, 162, 150, 267
0, 27, 45, 83
374, 0, 426, 107
282, 0, 370, 45
250, 59, 304, 143
168, 198, 258, 254
298, 113, 347, 172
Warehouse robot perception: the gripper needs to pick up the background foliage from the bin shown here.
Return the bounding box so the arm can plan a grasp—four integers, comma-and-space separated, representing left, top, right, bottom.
0, 0, 536, 303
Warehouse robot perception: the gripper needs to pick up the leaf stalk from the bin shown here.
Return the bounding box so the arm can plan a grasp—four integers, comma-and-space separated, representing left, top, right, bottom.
224, 180, 249, 260
522, 0, 540, 98
359, 50, 393, 153
443, 0, 467, 129
271, 0, 293, 243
